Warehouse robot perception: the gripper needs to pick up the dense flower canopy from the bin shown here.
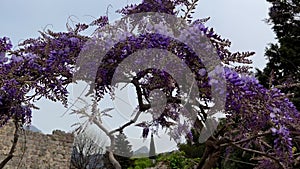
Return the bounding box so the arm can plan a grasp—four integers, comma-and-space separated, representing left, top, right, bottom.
0, 0, 299, 168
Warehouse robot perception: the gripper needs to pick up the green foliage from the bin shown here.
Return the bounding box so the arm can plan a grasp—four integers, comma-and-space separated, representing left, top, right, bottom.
256, 0, 300, 110
157, 151, 200, 169
178, 143, 203, 158
178, 129, 205, 158
114, 133, 134, 169
129, 158, 154, 169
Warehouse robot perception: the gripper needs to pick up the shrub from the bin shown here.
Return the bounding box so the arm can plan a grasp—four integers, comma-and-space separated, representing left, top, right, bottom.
157, 151, 200, 169
129, 157, 154, 169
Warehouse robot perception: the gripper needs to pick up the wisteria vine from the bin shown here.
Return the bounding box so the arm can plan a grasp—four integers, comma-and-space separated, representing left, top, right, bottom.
0, 0, 299, 169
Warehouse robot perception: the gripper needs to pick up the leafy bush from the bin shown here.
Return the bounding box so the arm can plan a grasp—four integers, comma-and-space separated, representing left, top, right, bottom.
129, 157, 154, 169
157, 151, 200, 169
178, 129, 206, 159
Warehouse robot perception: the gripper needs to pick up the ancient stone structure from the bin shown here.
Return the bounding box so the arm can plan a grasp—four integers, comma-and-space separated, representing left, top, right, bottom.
0, 121, 74, 169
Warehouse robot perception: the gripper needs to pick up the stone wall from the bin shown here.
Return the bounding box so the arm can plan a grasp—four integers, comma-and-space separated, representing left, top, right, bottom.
0, 121, 74, 169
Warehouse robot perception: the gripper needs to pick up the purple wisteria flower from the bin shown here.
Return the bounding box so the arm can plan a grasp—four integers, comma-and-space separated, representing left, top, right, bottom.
0, 1, 298, 168
0, 37, 13, 52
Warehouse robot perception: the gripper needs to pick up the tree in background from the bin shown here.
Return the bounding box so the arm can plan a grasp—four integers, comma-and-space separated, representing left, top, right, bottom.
113, 132, 133, 169
71, 132, 106, 169
256, 0, 300, 110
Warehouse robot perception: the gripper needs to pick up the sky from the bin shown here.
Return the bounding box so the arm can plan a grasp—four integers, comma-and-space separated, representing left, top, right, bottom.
0, 0, 276, 152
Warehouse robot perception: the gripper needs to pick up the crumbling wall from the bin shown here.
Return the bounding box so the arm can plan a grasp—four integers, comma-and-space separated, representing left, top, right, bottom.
0, 121, 74, 169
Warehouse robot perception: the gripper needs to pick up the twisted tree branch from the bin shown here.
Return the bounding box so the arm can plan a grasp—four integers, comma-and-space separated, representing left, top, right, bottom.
0, 118, 20, 169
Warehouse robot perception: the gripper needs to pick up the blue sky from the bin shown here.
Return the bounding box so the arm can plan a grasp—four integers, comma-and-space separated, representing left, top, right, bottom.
0, 0, 276, 152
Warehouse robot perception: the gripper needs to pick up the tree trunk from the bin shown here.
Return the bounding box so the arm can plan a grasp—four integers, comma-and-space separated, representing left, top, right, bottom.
108, 150, 121, 169
108, 136, 121, 169
199, 151, 220, 169
197, 138, 220, 169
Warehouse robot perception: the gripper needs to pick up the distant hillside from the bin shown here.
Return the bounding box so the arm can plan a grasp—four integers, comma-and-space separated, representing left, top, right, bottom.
133, 146, 149, 157
23, 125, 42, 133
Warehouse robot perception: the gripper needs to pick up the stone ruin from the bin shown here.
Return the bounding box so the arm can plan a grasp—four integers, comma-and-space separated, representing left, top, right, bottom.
0, 121, 74, 169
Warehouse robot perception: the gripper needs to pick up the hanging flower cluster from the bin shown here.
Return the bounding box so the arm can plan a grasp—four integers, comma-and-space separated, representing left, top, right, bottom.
0, 0, 299, 168
0, 32, 87, 125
